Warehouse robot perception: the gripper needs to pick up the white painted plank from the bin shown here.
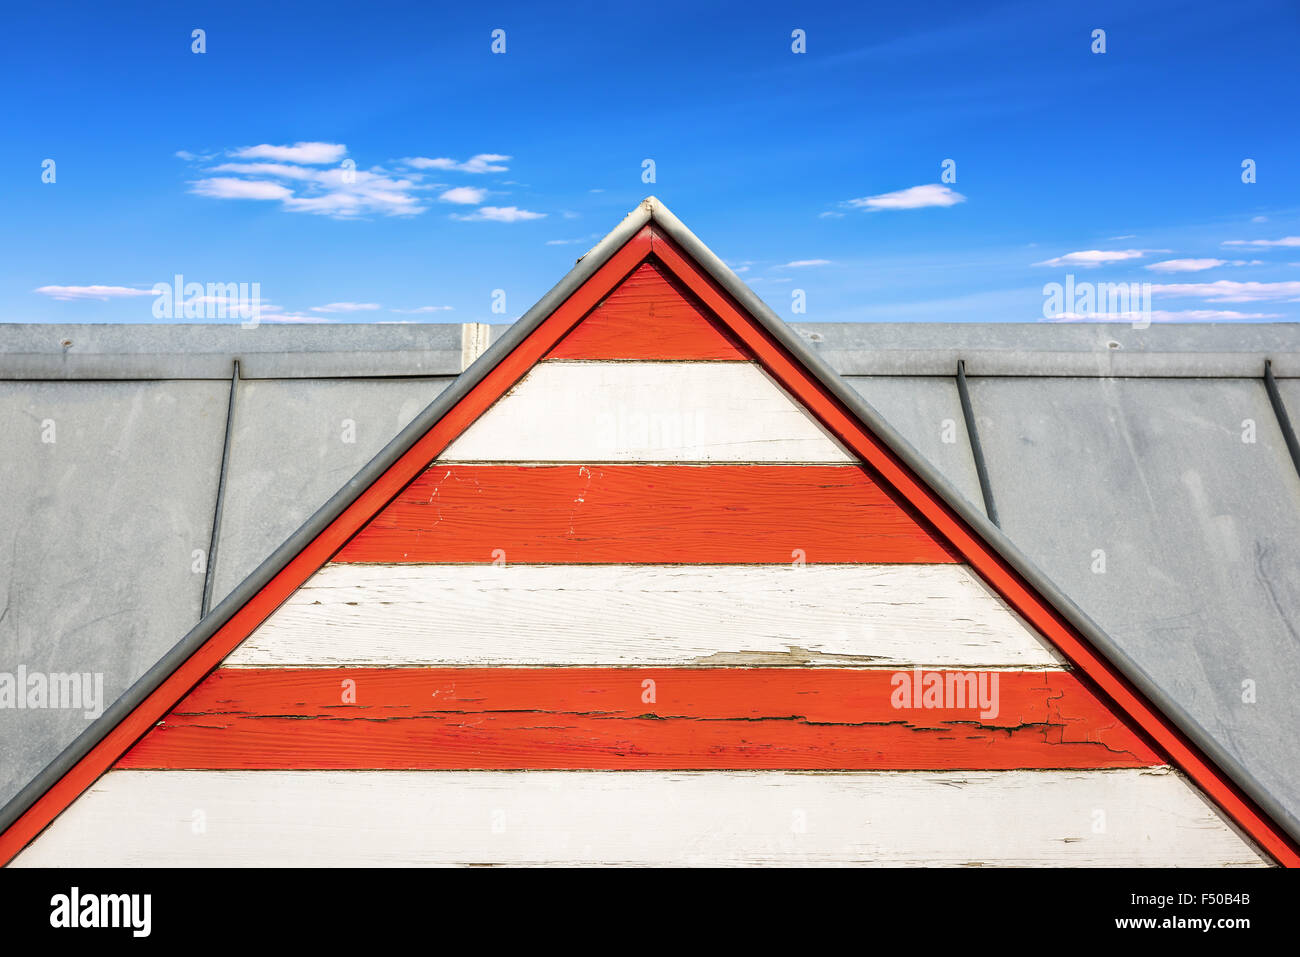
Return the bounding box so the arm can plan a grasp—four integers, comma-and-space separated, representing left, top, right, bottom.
440, 362, 854, 462
227, 563, 1063, 668
13, 768, 1265, 867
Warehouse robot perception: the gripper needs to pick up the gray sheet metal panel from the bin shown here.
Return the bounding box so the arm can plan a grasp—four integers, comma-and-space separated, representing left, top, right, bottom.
0, 380, 227, 808
208, 377, 455, 604
789, 323, 1300, 377
970, 375, 1300, 823
0, 324, 465, 379
842, 376, 986, 515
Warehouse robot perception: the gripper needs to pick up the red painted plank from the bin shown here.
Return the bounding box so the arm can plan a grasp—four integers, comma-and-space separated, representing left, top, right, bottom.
546, 259, 747, 360
335, 464, 956, 564
116, 667, 1161, 771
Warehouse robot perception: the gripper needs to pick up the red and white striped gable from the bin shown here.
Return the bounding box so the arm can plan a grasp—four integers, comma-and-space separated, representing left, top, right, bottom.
3, 215, 1292, 866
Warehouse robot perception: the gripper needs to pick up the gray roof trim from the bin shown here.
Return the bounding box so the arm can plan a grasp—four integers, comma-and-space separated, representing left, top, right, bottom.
787, 323, 1300, 377
0, 324, 466, 379
5, 322, 1300, 381
3, 197, 1296, 859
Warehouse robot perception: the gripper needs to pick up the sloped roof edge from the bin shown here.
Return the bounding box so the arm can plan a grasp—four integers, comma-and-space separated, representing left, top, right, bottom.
3, 197, 1297, 857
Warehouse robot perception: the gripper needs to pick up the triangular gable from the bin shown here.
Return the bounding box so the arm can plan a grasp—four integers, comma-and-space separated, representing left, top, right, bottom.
2, 200, 1296, 866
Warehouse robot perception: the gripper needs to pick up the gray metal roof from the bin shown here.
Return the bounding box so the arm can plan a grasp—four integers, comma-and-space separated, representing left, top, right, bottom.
3, 199, 1300, 854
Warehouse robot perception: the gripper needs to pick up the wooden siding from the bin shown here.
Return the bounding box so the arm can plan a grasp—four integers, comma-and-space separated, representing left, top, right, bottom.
335, 465, 955, 564
545, 260, 746, 361
12, 769, 1268, 867
227, 563, 1056, 668
438, 362, 855, 462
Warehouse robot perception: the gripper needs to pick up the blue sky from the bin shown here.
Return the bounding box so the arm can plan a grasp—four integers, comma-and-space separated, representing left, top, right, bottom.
3, 0, 1298, 324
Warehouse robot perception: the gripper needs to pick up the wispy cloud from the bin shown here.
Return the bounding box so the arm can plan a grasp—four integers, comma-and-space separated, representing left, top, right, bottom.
1146, 258, 1263, 272
401, 154, 510, 173
1149, 280, 1300, 302
309, 302, 382, 313
844, 184, 965, 211
451, 205, 546, 222
191, 177, 295, 201
230, 142, 347, 164
1033, 249, 1155, 267
779, 259, 833, 268
439, 186, 488, 205
208, 162, 322, 181
1145, 258, 1227, 272
391, 305, 454, 314
1222, 236, 1300, 247
185, 143, 432, 218
33, 284, 153, 301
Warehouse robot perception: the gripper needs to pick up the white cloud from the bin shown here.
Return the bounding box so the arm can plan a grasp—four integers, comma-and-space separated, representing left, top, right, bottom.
1149, 280, 1300, 302
780, 259, 832, 268
439, 186, 488, 205
191, 177, 294, 201
1145, 259, 1226, 273
1108, 234, 1137, 241
1223, 236, 1300, 247
281, 170, 426, 217
845, 184, 965, 211
188, 148, 431, 217
208, 162, 321, 181
33, 284, 152, 301
230, 142, 347, 164
309, 302, 382, 313
391, 305, 454, 314
1251, 216, 1269, 223
819, 210, 846, 219
401, 154, 510, 173
1033, 249, 1151, 268
452, 205, 546, 222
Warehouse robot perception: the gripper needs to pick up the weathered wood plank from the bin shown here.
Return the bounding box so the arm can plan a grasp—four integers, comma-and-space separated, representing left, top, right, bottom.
335, 465, 955, 564
439, 362, 854, 462
116, 667, 1160, 770
13, 768, 1265, 867
545, 260, 747, 360
231, 563, 1052, 667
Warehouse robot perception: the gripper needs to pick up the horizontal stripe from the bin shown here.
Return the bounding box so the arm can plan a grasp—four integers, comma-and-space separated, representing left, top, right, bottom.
439, 362, 854, 462
232, 563, 1055, 667
546, 260, 747, 360
336, 465, 954, 564
116, 668, 1159, 771
12, 769, 1265, 867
